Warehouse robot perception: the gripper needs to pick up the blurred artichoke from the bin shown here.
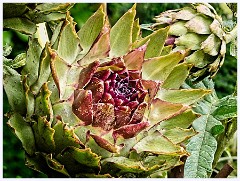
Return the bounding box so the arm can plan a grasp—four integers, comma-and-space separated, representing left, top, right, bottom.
151, 3, 236, 81
3, 4, 211, 178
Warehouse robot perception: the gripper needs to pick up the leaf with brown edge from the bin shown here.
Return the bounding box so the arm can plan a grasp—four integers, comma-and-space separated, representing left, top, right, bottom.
90, 134, 119, 153
78, 60, 100, 89
149, 98, 189, 126
78, 5, 105, 55
57, 12, 81, 65
113, 121, 149, 141
80, 22, 110, 66
53, 120, 84, 155
50, 52, 70, 100
32, 116, 55, 153
123, 44, 147, 70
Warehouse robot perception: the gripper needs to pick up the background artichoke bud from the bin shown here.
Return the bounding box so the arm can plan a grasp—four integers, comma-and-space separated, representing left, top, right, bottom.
4, 4, 212, 178
152, 3, 231, 81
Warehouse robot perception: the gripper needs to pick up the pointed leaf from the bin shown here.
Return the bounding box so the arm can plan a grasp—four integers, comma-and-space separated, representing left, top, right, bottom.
162, 63, 192, 89
132, 18, 140, 42
3, 17, 36, 35
160, 45, 173, 56
7, 113, 36, 155
50, 53, 70, 99
142, 51, 185, 81
157, 89, 211, 105
22, 37, 43, 86
133, 27, 169, 59
185, 50, 211, 68
158, 109, 199, 129
110, 5, 136, 57
78, 6, 105, 54
149, 99, 189, 125
162, 127, 197, 144
3, 65, 26, 114
57, 13, 81, 64
133, 131, 186, 155
123, 44, 146, 70
80, 24, 110, 65
31, 43, 52, 95
174, 7, 196, 20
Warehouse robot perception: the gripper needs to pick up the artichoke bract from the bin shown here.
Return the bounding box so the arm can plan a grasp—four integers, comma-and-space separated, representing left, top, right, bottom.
152, 3, 230, 81
3, 4, 211, 178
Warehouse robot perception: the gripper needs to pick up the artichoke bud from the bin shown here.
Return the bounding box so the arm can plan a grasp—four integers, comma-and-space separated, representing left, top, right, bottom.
153, 3, 228, 81
3, 4, 212, 178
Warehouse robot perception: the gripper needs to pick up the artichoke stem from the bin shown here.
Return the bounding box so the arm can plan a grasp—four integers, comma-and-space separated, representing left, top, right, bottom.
225, 25, 237, 44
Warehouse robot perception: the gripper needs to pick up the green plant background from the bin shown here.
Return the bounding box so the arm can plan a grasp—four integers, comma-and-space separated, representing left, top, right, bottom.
3, 3, 237, 178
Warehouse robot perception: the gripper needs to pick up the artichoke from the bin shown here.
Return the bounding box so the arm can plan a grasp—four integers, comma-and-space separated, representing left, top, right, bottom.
4, 4, 211, 178
151, 3, 236, 81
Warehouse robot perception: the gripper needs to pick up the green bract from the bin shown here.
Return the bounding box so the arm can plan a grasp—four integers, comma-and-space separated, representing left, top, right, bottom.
4, 4, 211, 178
151, 3, 232, 81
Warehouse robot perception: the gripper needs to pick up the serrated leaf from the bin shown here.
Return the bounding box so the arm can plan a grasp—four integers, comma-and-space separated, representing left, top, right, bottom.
184, 78, 223, 178
3, 44, 12, 56
3, 65, 26, 114
32, 116, 55, 153
35, 83, 53, 122
162, 63, 192, 89
3, 17, 36, 35
78, 6, 105, 55
45, 154, 70, 177
157, 89, 212, 105
110, 5, 136, 57
212, 95, 237, 120
142, 51, 185, 81
133, 131, 186, 155
4, 53, 26, 68
7, 113, 36, 155
53, 120, 84, 155
56, 147, 100, 176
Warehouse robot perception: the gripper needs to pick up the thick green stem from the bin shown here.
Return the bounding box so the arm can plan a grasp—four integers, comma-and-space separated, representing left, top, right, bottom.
225, 25, 237, 44
212, 117, 237, 170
